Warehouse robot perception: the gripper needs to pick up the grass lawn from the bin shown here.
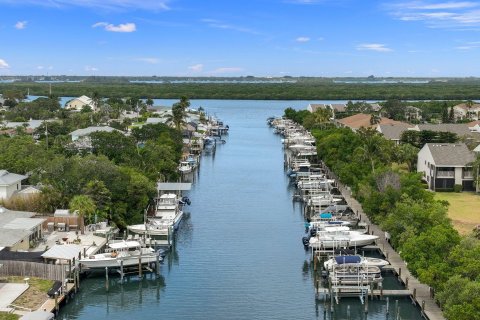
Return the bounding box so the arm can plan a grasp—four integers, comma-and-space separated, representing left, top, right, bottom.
435, 192, 480, 235
0, 313, 19, 320
5, 277, 54, 311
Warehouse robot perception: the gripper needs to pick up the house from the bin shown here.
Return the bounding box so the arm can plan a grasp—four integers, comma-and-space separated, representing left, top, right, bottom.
70, 126, 122, 141
417, 143, 476, 191
65, 95, 96, 111
451, 102, 480, 121
145, 117, 168, 125
307, 104, 327, 113
0, 170, 28, 200
474, 144, 480, 154
370, 103, 382, 112
0, 207, 45, 251
412, 124, 476, 141
377, 123, 413, 144
404, 106, 422, 121
335, 113, 408, 131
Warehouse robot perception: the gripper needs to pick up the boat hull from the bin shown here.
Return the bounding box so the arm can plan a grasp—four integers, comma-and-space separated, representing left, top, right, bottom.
80, 254, 158, 269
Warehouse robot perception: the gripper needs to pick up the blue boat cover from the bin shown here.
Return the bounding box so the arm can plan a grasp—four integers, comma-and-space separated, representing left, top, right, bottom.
320, 213, 332, 219
335, 256, 361, 264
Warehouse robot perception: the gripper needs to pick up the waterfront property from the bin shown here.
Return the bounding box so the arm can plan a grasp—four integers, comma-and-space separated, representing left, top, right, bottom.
335, 113, 408, 131
451, 102, 480, 121
65, 95, 96, 112
417, 143, 476, 191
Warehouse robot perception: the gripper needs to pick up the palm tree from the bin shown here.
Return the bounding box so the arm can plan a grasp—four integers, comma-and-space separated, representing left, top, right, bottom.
91, 91, 102, 112
166, 100, 188, 130
69, 195, 96, 234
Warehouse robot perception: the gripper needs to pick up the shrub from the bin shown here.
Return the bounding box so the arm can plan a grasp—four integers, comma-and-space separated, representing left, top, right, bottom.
453, 184, 462, 193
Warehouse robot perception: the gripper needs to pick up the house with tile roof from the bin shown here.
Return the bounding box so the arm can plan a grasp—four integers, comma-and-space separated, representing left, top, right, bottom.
335, 113, 408, 131
0, 170, 28, 200
417, 143, 476, 191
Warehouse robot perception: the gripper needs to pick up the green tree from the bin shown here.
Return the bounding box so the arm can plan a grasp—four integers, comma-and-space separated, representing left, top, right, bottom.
69, 195, 96, 231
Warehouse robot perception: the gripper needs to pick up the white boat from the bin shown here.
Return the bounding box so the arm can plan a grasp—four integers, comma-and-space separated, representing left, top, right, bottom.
324, 255, 389, 271
178, 161, 193, 174
127, 193, 184, 236
79, 241, 158, 269
330, 261, 383, 285
308, 226, 378, 249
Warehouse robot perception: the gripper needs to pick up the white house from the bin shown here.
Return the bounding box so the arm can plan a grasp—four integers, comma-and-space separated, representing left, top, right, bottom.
65, 95, 96, 111
0, 207, 45, 251
417, 143, 476, 191
307, 104, 327, 113
70, 126, 122, 141
0, 170, 28, 200
451, 102, 480, 121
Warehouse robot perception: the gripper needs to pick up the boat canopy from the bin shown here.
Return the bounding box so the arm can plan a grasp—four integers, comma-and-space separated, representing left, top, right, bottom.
335, 256, 362, 264
157, 182, 192, 192
108, 241, 141, 249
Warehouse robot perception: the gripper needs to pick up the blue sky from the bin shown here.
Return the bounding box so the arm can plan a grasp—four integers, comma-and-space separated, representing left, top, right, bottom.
0, 0, 479, 77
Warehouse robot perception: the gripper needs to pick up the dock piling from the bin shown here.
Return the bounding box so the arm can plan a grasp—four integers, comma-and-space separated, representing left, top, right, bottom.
105, 267, 109, 292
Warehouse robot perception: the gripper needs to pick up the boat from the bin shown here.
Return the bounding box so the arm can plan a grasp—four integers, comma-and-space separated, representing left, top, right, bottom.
324, 255, 389, 271
178, 161, 193, 174
127, 193, 186, 236
329, 257, 383, 285
307, 226, 378, 249
79, 241, 159, 269
204, 137, 216, 153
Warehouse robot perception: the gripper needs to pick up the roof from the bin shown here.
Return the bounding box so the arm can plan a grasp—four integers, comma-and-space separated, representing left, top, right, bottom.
453, 103, 480, 112
146, 117, 167, 124
157, 182, 192, 191
416, 124, 471, 136
70, 126, 121, 137
468, 120, 480, 127
336, 113, 407, 129
378, 123, 413, 140
425, 143, 476, 166
474, 144, 480, 152
17, 186, 41, 194
330, 104, 346, 112
3, 120, 44, 130
2, 217, 45, 230
41, 244, 82, 261
67, 95, 93, 107
0, 170, 27, 185
370, 103, 382, 111
0, 229, 32, 247
308, 104, 326, 112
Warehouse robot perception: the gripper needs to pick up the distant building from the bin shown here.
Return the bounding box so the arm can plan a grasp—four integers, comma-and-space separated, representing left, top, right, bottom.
370, 103, 382, 112
65, 95, 96, 111
451, 102, 480, 121
404, 106, 422, 121
412, 124, 473, 137
335, 113, 408, 131
307, 103, 327, 113
70, 126, 122, 141
377, 123, 413, 144
417, 143, 476, 191
0, 170, 28, 200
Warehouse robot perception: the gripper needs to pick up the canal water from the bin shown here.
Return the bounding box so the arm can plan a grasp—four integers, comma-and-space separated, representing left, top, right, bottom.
58, 100, 423, 320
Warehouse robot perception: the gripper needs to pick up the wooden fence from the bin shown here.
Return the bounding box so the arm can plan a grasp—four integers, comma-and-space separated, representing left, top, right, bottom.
0, 260, 64, 281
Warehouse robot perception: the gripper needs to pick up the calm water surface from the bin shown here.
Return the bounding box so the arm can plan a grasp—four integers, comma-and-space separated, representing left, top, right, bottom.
59, 100, 423, 320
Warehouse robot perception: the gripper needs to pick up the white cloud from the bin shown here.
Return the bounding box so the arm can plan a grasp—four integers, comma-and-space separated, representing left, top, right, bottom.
454, 41, 480, 50
37, 66, 44, 70
356, 43, 393, 52
188, 64, 204, 72
85, 66, 98, 72
296, 36, 310, 42
201, 19, 261, 35
387, 1, 480, 28
93, 22, 136, 32
136, 57, 159, 64
0, 0, 170, 11
0, 59, 9, 68
211, 67, 244, 74
14, 21, 27, 29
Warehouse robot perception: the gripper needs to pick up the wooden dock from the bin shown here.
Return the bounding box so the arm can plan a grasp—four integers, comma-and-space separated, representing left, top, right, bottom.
327, 170, 445, 320
316, 288, 411, 297
38, 283, 75, 313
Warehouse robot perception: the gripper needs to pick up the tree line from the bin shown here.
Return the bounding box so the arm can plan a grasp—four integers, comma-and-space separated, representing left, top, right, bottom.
2, 81, 480, 100
0, 95, 186, 229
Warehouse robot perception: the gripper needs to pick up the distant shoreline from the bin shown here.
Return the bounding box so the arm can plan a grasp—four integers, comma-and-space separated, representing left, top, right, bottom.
1, 81, 480, 100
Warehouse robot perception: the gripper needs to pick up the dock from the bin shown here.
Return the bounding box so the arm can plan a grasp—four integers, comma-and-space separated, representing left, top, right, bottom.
326, 167, 445, 320
38, 282, 75, 313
